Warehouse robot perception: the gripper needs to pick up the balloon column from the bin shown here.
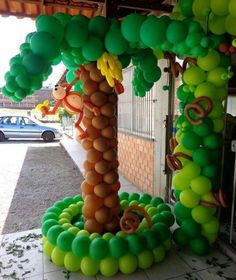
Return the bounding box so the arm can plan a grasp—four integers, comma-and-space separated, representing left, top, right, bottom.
2, 1, 235, 275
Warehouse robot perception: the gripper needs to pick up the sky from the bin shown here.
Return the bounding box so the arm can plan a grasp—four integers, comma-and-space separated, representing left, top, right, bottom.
0, 16, 65, 88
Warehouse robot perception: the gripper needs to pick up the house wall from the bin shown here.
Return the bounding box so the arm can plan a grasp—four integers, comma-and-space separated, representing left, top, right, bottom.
118, 132, 154, 195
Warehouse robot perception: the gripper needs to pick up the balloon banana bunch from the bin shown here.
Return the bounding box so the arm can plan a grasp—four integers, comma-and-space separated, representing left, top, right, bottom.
97, 52, 123, 88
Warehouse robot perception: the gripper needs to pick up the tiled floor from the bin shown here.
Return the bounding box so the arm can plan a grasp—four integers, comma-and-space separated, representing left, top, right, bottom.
0, 228, 235, 280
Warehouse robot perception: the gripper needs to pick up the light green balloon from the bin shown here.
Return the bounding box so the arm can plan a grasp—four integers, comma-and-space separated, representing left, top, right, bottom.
100, 257, 119, 277
195, 82, 216, 99
64, 252, 82, 272
137, 250, 154, 269
201, 231, 217, 244
209, 15, 227, 35
207, 67, 227, 87
193, 0, 211, 18
197, 50, 220, 71
210, 0, 230, 16
180, 189, 200, 208
190, 176, 212, 195
208, 101, 224, 118
119, 254, 138, 274
153, 245, 166, 262
215, 87, 227, 101
225, 15, 236, 36
173, 173, 191, 191
191, 205, 213, 224
51, 247, 66, 266
183, 66, 206, 86
81, 256, 99, 276
229, 0, 236, 17
181, 162, 201, 180
43, 241, 55, 258
213, 118, 224, 132
202, 217, 219, 234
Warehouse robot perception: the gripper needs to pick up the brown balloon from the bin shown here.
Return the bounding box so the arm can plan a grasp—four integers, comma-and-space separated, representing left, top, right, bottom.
95, 160, 111, 174
99, 80, 113, 93
87, 148, 103, 163
93, 137, 109, 152
83, 80, 98, 96
86, 170, 103, 185
94, 183, 111, 198
92, 115, 109, 130
90, 91, 108, 107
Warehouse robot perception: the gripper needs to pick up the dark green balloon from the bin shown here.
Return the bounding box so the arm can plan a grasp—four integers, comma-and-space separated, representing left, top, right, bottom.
10, 95, 22, 103
139, 54, 157, 72
126, 234, 146, 254
109, 236, 129, 258
10, 55, 22, 66
1, 86, 12, 97
143, 229, 162, 249
42, 219, 59, 236
57, 231, 75, 252
173, 228, 190, 247
179, 0, 194, 17
88, 16, 110, 39
121, 13, 145, 43
202, 164, 219, 178
36, 14, 64, 42
82, 36, 104, 61
203, 133, 223, 149
181, 131, 202, 150
105, 29, 129, 55
10, 64, 26, 76
139, 193, 152, 204
16, 74, 31, 89
53, 12, 72, 27
118, 54, 131, 68
167, 21, 188, 44
30, 31, 60, 60
182, 219, 201, 238
5, 79, 19, 93
47, 225, 64, 245
25, 32, 35, 43
193, 147, 212, 167
71, 14, 89, 24
185, 33, 202, 48
72, 235, 91, 257
193, 118, 213, 137
30, 75, 43, 90
174, 202, 192, 220
143, 66, 161, 83
190, 236, 210, 256
140, 16, 167, 47
65, 20, 89, 48
15, 89, 27, 99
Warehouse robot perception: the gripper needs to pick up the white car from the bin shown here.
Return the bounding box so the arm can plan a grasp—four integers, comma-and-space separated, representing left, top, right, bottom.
0, 115, 63, 142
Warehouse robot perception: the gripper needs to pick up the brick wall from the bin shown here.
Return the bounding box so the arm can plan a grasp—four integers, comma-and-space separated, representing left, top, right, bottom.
118, 132, 154, 195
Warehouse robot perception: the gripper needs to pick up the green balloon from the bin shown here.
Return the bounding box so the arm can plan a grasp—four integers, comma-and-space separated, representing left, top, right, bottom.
46, 225, 64, 245
36, 14, 64, 42
30, 31, 60, 60
179, 0, 194, 17
118, 54, 131, 68
152, 222, 171, 241
139, 193, 152, 204
173, 228, 190, 247
140, 16, 167, 47
65, 20, 89, 48
121, 13, 145, 43
72, 235, 90, 257
143, 66, 161, 83
208, 101, 224, 119
57, 231, 75, 252
143, 229, 162, 249
182, 218, 201, 238
10, 55, 22, 66
1, 86, 13, 97
190, 236, 210, 255
160, 211, 175, 227
15, 74, 31, 89
5, 79, 19, 93
193, 118, 213, 137
23, 52, 48, 75
72, 14, 89, 24
176, 42, 190, 55
10, 64, 26, 76
203, 133, 223, 149
167, 20, 188, 44
181, 131, 202, 150
88, 16, 110, 39
15, 89, 27, 99
174, 202, 192, 220
42, 219, 59, 236
190, 176, 212, 195
193, 147, 212, 166
53, 12, 71, 27
30, 75, 43, 90
89, 238, 109, 260
128, 193, 140, 202
192, 205, 213, 224
82, 36, 104, 61
126, 234, 146, 254
210, 0, 229, 16
10, 95, 22, 103
139, 53, 157, 72
105, 29, 129, 55
109, 236, 128, 258
61, 53, 78, 70
151, 197, 164, 206
202, 164, 219, 178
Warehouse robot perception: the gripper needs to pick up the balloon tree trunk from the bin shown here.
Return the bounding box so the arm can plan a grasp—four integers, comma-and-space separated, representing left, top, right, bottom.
79, 62, 121, 234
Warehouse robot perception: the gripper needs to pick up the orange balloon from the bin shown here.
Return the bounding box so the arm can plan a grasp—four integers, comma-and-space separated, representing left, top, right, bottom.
80, 70, 90, 84
90, 91, 107, 107
84, 219, 103, 234
93, 137, 109, 152
81, 139, 93, 150
86, 170, 103, 185
82, 116, 92, 128
87, 148, 103, 163
94, 183, 111, 198
103, 149, 117, 161
95, 207, 112, 224
86, 125, 101, 140
101, 103, 116, 117
92, 115, 109, 130
85, 194, 104, 210
81, 180, 94, 194
83, 160, 95, 172
83, 80, 98, 96
110, 181, 121, 192
90, 67, 104, 82
95, 160, 110, 175
84, 107, 94, 118
104, 170, 119, 185
104, 217, 120, 233
104, 193, 119, 208
101, 126, 116, 139
82, 205, 95, 219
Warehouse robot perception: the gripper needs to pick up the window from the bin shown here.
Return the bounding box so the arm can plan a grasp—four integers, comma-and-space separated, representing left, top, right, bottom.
118, 66, 156, 140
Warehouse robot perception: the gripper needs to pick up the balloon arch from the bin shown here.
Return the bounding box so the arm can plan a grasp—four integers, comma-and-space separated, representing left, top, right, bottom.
2, 0, 236, 277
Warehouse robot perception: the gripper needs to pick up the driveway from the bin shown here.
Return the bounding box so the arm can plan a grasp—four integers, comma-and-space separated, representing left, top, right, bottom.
0, 138, 83, 234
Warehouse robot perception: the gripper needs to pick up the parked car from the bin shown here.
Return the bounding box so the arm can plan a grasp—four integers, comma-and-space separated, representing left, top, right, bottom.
0, 115, 63, 142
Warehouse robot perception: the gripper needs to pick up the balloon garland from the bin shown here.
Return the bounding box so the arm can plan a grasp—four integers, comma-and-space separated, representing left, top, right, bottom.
2, 1, 235, 275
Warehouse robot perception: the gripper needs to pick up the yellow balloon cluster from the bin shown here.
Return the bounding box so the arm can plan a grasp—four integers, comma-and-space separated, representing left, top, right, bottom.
36, 100, 50, 111
97, 52, 123, 87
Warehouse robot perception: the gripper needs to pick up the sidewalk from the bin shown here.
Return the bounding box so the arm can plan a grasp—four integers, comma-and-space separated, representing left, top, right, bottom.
0, 138, 235, 279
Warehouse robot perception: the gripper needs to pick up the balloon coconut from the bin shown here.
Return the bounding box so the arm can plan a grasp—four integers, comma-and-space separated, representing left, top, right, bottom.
3, 1, 234, 276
